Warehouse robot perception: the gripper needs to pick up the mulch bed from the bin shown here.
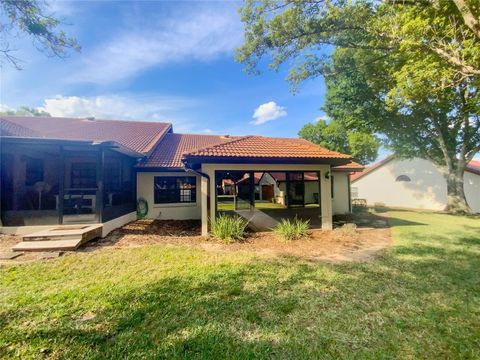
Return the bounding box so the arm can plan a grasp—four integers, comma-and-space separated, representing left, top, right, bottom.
88, 218, 392, 263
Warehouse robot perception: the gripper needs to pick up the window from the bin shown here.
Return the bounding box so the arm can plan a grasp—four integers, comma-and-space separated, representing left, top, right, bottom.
71, 163, 96, 188
25, 158, 44, 186
154, 176, 196, 204
396, 175, 411, 182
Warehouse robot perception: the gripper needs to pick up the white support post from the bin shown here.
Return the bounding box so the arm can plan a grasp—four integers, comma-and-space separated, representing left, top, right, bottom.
201, 176, 209, 236
321, 168, 333, 230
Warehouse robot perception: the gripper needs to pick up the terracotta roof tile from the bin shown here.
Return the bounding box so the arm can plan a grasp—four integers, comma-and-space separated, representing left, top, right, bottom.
0, 116, 171, 153
184, 136, 351, 160
467, 160, 480, 175
332, 160, 364, 171
0, 119, 43, 137
139, 133, 239, 168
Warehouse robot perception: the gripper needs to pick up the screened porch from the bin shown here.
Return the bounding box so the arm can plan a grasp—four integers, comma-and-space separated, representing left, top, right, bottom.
0, 138, 138, 227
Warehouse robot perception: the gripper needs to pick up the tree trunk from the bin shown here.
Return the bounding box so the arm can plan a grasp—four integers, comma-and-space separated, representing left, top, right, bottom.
444, 171, 471, 214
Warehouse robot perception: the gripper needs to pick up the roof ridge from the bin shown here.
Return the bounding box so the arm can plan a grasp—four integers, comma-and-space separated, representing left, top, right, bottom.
183, 135, 253, 157
1, 115, 172, 126
141, 124, 173, 154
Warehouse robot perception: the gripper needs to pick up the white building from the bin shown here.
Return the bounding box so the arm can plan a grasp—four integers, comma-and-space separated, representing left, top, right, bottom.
351, 156, 480, 213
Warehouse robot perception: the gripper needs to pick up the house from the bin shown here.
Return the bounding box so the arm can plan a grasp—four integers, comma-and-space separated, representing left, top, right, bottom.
351, 156, 480, 213
1, 116, 363, 239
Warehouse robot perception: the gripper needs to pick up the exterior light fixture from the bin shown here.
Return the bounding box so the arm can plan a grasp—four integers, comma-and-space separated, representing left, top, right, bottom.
325, 171, 330, 179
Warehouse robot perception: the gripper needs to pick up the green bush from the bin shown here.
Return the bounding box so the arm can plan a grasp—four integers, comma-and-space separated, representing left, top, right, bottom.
211, 214, 248, 243
274, 217, 310, 241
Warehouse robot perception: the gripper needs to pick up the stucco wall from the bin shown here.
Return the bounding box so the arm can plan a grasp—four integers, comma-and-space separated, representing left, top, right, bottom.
136, 171, 202, 220
332, 172, 350, 214
352, 158, 480, 213
465, 171, 480, 213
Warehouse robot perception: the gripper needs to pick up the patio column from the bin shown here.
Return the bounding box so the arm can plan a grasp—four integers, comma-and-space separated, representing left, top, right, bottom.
201, 176, 209, 236
321, 168, 333, 230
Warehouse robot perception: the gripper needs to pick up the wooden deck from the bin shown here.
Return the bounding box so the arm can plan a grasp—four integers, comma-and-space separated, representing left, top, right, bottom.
12, 224, 102, 252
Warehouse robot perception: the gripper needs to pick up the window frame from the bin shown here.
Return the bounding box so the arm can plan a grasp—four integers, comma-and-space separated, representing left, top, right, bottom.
153, 176, 197, 204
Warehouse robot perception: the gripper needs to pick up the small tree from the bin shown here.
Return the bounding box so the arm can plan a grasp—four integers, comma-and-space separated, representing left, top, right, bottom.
298, 118, 379, 165
0, 106, 50, 116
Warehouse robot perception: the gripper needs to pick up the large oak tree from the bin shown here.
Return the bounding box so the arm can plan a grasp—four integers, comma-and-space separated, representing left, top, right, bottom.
237, 0, 480, 213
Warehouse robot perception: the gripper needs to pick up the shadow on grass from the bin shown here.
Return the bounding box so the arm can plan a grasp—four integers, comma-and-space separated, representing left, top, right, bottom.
3, 242, 479, 359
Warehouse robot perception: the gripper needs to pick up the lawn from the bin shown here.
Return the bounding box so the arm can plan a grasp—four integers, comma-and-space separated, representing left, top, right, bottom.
1, 210, 479, 359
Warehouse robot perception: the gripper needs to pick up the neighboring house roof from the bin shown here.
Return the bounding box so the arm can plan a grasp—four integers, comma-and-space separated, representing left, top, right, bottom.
468, 160, 480, 175
184, 136, 351, 161
351, 155, 480, 182
139, 133, 239, 169
0, 116, 172, 154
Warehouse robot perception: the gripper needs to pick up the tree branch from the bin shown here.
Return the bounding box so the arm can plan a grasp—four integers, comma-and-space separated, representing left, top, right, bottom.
429, 45, 480, 76
452, 0, 480, 39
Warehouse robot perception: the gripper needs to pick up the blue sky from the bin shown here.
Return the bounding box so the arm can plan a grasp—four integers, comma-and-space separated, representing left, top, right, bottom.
0, 1, 327, 137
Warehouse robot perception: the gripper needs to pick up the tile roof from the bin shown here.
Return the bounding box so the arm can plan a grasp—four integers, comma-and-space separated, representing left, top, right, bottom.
139, 133, 239, 168
184, 136, 352, 160
332, 160, 364, 171
351, 156, 480, 182
467, 160, 480, 175
0, 118, 43, 137
0, 116, 172, 154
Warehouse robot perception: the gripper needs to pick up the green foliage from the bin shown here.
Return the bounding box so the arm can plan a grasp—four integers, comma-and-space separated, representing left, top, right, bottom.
0, 106, 50, 117
211, 214, 248, 243
298, 118, 379, 164
237, 0, 480, 212
274, 217, 310, 241
1, 211, 479, 358
1, 0, 80, 69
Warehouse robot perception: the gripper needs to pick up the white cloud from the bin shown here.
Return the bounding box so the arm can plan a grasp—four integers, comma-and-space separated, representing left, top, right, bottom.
72, 5, 242, 84
251, 101, 287, 125
36, 94, 197, 131
314, 114, 330, 123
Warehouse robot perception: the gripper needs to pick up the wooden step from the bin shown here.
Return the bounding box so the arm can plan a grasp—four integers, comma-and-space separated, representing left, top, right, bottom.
23, 225, 102, 242
13, 239, 83, 252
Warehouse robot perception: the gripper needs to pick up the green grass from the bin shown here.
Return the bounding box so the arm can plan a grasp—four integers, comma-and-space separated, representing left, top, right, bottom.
1, 210, 479, 359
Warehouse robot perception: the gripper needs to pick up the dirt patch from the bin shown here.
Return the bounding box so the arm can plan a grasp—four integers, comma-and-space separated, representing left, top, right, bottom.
0, 234, 55, 264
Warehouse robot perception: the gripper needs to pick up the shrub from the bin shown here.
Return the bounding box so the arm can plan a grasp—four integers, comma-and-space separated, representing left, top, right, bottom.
211, 214, 248, 243
334, 223, 358, 236
274, 217, 310, 241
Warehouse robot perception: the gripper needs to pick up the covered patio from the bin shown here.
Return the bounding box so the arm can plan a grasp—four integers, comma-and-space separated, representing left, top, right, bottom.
181, 136, 357, 236
215, 170, 324, 231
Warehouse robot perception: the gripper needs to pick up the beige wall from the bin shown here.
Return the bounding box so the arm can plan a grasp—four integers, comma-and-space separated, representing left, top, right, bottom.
332, 172, 350, 214
352, 158, 480, 213
136, 172, 202, 220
